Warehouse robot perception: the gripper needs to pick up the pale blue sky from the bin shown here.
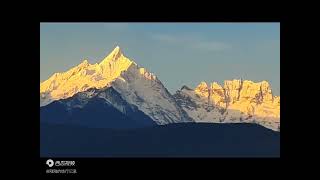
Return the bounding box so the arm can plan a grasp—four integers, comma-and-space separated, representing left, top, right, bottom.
40, 23, 280, 95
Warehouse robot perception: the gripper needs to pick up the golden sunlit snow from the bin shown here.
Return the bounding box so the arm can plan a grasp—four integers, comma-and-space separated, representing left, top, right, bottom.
40, 46, 280, 131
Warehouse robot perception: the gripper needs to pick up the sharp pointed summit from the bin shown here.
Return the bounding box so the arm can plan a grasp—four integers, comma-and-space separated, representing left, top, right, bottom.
40, 46, 157, 108
113, 45, 120, 52
99, 46, 125, 65
40, 46, 134, 107
110, 45, 122, 57
40, 46, 279, 132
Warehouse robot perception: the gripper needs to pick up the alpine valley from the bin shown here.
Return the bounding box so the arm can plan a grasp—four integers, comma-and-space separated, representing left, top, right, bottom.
40, 46, 280, 157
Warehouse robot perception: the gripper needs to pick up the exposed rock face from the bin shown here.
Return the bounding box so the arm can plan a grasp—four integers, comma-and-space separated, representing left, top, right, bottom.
174, 79, 280, 131
40, 46, 192, 125
40, 46, 279, 131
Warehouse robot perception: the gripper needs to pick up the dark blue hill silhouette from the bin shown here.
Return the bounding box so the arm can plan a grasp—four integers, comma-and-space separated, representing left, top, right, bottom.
40, 122, 280, 157
40, 87, 156, 129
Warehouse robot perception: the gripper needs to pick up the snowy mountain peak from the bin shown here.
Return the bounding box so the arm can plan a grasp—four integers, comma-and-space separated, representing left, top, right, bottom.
40, 46, 279, 131
81, 59, 89, 65
100, 46, 123, 64
194, 82, 209, 97
174, 79, 280, 131
197, 81, 208, 88
40, 46, 134, 107
109, 45, 122, 57
40, 46, 185, 126
210, 82, 223, 90
114, 45, 120, 52
111, 62, 191, 125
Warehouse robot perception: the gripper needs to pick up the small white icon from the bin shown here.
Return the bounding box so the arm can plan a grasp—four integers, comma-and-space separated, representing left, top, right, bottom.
46, 159, 54, 167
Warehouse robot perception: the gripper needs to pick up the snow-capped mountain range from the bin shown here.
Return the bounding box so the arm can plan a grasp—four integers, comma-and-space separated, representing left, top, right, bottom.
174, 80, 280, 131
40, 46, 191, 125
40, 46, 132, 107
40, 46, 280, 131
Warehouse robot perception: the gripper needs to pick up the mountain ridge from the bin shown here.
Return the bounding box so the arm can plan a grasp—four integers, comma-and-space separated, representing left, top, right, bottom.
40, 46, 280, 131
174, 79, 280, 131
40, 46, 134, 107
41, 122, 280, 157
